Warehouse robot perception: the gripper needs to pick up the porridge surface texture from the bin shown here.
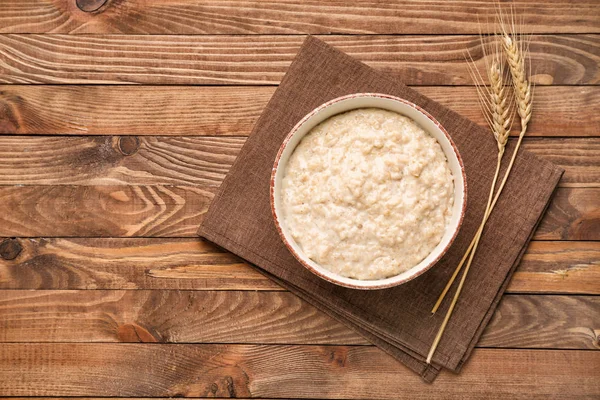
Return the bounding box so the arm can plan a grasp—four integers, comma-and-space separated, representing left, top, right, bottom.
281, 108, 454, 280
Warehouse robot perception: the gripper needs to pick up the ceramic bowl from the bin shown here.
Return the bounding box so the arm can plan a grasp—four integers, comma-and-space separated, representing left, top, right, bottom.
270, 93, 467, 290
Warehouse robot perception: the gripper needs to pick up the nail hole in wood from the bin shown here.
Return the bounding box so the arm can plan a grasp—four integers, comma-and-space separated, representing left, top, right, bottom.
0, 238, 22, 260
118, 136, 140, 156
76, 0, 109, 13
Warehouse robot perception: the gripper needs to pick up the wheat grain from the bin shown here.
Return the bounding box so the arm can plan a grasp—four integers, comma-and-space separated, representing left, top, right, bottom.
504, 37, 533, 132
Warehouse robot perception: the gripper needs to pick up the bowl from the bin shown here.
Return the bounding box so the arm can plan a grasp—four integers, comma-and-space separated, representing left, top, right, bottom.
270, 93, 467, 290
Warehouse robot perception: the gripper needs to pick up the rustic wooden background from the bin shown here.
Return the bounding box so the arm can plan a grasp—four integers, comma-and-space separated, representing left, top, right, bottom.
0, 0, 598, 398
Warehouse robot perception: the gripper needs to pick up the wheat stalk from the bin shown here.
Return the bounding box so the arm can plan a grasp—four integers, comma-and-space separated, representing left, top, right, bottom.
426, 34, 513, 363
430, 10, 533, 315
430, 38, 513, 314
427, 10, 532, 364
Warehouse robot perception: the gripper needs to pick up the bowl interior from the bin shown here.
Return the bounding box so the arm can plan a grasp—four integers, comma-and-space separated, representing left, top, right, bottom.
272, 94, 466, 289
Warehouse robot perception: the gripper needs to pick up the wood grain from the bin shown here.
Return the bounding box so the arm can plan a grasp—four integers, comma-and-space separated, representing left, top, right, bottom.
0, 136, 245, 186
0, 185, 214, 237
0, 136, 597, 186
0, 186, 596, 239
1, 85, 598, 137
0, 34, 597, 85
0, 344, 598, 398
482, 295, 600, 350
0, 238, 281, 291
535, 188, 600, 240
522, 138, 600, 187
1, 238, 598, 294
0, 85, 271, 136
0, 289, 364, 345
512, 241, 600, 294
0, 290, 597, 350
0, 1, 595, 397
1, 1, 598, 35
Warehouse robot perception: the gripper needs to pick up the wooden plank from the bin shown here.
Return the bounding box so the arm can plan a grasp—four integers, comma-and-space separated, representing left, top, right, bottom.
535, 188, 600, 240
0, 290, 597, 350
480, 295, 600, 350
0, 136, 245, 187
0, 344, 597, 398
0, 186, 596, 239
1, 85, 598, 137
0, 34, 597, 85
512, 241, 600, 294
0, 238, 282, 291
522, 138, 600, 187
0, 185, 214, 237
0, 289, 364, 345
0, 85, 271, 136
1, 239, 598, 294
0, 136, 597, 186
1, 1, 598, 35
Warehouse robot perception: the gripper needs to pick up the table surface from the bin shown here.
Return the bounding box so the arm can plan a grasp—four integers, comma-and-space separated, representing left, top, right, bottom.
0, 1, 598, 398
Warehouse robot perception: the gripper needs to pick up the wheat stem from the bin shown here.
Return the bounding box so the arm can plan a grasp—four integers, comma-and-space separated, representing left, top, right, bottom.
431, 27, 530, 315
427, 13, 533, 364
427, 16, 531, 363
426, 149, 503, 363
431, 53, 512, 314
431, 147, 503, 314
431, 118, 527, 315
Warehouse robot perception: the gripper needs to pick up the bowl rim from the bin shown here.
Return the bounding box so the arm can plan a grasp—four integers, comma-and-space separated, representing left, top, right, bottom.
270, 92, 467, 290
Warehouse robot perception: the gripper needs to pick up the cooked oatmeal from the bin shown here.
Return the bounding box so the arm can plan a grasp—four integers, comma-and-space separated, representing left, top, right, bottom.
281, 108, 454, 280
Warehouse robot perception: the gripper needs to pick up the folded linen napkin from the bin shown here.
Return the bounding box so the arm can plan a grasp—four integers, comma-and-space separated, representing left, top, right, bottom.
198, 36, 564, 381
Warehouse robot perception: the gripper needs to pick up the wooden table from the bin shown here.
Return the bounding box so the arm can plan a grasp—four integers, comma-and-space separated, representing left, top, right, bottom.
0, 1, 598, 398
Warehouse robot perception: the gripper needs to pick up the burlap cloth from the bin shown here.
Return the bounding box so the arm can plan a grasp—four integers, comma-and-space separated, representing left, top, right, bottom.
198, 36, 564, 382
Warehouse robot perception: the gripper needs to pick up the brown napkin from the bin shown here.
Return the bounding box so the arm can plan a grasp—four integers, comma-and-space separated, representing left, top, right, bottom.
198, 36, 564, 382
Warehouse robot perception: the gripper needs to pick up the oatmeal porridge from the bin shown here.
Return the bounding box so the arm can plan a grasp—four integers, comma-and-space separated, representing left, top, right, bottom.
281, 108, 455, 280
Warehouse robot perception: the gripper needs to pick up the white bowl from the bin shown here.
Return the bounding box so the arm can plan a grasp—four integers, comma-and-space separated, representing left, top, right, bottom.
270, 93, 467, 290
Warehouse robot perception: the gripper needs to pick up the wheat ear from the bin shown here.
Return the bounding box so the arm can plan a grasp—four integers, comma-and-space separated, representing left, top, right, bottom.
431, 37, 513, 314
427, 17, 532, 364
426, 39, 512, 364
431, 9, 532, 313
438, 19, 533, 342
